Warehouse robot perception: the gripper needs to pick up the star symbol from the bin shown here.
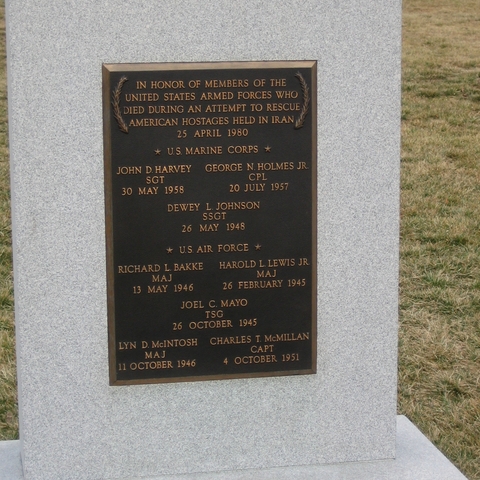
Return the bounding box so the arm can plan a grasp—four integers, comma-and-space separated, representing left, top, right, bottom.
264, 146, 271, 153
255, 244, 261, 251
166, 247, 173, 254
154, 149, 161, 156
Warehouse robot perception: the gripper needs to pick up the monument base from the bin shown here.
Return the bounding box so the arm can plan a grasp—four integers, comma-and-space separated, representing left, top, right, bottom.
0, 416, 466, 480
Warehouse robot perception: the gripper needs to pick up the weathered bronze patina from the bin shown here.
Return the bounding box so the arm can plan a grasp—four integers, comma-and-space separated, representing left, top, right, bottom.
103, 61, 317, 384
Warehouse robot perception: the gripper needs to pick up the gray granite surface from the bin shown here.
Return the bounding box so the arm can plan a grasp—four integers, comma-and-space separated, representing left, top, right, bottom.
6, 0, 401, 478
0, 417, 468, 480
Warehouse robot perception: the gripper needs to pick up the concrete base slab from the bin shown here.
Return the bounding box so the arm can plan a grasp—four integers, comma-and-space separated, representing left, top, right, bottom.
0, 416, 467, 480
0, 440, 23, 480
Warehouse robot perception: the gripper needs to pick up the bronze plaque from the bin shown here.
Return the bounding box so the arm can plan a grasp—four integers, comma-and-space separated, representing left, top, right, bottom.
103, 61, 317, 385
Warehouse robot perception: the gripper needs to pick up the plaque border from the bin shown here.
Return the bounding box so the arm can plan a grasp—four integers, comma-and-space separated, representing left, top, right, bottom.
103, 60, 317, 385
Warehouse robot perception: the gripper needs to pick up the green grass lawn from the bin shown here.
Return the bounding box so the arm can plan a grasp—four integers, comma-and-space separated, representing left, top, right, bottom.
0, 0, 479, 479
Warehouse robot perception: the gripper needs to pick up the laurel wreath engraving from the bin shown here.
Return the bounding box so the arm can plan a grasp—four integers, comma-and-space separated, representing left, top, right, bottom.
294, 72, 310, 129
112, 76, 129, 134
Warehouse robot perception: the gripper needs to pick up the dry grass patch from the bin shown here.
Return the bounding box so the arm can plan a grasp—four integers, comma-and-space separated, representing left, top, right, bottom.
0, 285, 16, 441
400, 0, 480, 478
0, 0, 17, 441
